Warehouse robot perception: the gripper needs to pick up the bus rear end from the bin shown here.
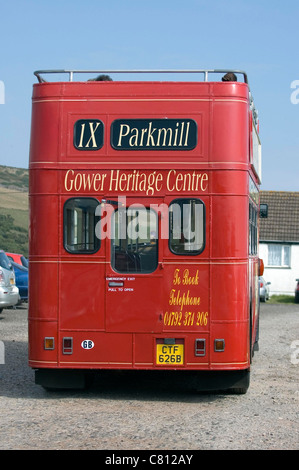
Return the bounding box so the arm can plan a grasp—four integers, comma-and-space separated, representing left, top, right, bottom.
28, 70, 261, 392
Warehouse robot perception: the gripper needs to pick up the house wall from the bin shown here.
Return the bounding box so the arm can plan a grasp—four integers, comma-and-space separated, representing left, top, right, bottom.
259, 243, 299, 296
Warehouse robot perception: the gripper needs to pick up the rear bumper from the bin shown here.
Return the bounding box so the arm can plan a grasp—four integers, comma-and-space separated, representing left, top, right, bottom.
0, 286, 19, 308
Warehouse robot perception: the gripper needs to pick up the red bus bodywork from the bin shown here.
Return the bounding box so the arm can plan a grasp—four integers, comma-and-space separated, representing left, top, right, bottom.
28, 70, 262, 392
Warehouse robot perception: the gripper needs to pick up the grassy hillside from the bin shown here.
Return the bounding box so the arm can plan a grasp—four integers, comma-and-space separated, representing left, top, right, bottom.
0, 165, 28, 191
0, 165, 29, 256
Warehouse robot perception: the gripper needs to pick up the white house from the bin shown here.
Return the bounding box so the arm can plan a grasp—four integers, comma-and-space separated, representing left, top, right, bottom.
259, 191, 299, 297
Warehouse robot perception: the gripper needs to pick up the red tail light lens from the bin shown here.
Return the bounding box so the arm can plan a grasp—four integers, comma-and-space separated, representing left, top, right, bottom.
195, 339, 206, 356
63, 337, 73, 354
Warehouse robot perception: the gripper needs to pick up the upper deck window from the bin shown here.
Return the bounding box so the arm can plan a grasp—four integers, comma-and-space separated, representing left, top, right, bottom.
169, 198, 205, 255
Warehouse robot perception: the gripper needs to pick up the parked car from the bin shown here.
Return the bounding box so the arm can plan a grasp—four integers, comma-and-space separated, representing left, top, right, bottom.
6, 252, 28, 268
11, 261, 28, 303
0, 250, 19, 313
295, 279, 299, 303
259, 276, 271, 302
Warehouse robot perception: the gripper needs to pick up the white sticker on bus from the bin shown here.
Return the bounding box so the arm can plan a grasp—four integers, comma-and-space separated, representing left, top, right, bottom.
81, 340, 94, 350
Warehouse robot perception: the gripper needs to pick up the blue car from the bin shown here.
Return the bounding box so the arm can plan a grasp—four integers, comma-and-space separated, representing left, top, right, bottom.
11, 261, 28, 302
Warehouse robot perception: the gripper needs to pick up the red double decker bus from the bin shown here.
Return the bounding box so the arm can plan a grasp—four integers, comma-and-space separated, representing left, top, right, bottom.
28, 69, 263, 393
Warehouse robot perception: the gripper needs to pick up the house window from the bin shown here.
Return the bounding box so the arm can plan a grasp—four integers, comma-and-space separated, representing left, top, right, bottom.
267, 244, 291, 267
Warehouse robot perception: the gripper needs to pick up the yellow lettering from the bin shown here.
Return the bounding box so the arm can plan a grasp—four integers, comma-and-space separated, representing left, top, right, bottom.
201, 173, 208, 191
166, 169, 176, 191
64, 170, 107, 192
182, 269, 199, 285
64, 169, 74, 191
156, 127, 173, 147
175, 172, 183, 191
166, 170, 209, 193
117, 124, 130, 146
173, 269, 181, 285
169, 289, 200, 308
129, 128, 138, 147
74, 173, 82, 191
109, 169, 119, 191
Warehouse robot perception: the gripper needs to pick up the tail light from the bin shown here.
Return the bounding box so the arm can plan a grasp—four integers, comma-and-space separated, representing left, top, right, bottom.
195, 339, 206, 356
44, 337, 55, 350
214, 339, 225, 352
63, 337, 73, 354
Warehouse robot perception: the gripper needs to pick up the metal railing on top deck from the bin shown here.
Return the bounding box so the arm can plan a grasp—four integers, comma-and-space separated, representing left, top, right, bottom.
34, 69, 248, 84
33, 69, 259, 125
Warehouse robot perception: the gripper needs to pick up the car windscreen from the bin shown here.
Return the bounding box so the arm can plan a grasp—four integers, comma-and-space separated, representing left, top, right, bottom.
21, 256, 28, 268
0, 252, 12, 270
11, 261, 28, 272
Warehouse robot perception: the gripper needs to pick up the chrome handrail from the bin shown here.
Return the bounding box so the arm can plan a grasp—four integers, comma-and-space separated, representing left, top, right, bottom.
34, 69, 248, 84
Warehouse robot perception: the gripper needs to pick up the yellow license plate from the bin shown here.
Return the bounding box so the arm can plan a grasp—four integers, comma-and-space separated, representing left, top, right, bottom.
156, 344, 184, 365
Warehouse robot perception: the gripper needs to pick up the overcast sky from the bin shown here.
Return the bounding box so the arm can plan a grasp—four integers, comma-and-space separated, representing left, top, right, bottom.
1, 0, 299, 191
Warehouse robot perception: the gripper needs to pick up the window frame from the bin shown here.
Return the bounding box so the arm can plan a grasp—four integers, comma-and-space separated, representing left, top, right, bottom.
63, 197, 101, 254
249, 201, 258, 256
267, 243, 291, 268
168, 198, 206, 256
111, 206, 159, 274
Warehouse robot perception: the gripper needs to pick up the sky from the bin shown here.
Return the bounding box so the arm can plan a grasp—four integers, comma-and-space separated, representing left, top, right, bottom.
0, 0, 299, 192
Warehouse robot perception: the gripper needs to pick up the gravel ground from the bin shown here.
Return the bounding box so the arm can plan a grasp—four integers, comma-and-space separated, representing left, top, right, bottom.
0, 302, 298, 450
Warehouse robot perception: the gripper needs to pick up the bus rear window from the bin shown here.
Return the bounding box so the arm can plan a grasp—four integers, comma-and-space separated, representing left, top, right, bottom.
169, 198, 205, 255
111, 207, 158, 273
64, 198, 100, 253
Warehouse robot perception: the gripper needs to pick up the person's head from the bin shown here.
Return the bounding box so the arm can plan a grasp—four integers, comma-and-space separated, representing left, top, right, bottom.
222, 72, 237, 82
88, 75, 113, 82
94, 74, 113, 81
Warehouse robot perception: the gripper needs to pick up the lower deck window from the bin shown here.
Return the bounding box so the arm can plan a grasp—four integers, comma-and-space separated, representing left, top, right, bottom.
63, 197, 205, 261
169, 198, 205, 255
64, 198, 100, 253
111, 207, 158, 273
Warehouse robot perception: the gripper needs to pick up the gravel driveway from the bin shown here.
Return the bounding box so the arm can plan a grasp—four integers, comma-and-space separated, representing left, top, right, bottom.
0, 302, 298, 450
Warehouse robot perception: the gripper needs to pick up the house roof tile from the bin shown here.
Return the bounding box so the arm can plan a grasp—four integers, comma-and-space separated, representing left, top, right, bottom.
260, 191, 299, 242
